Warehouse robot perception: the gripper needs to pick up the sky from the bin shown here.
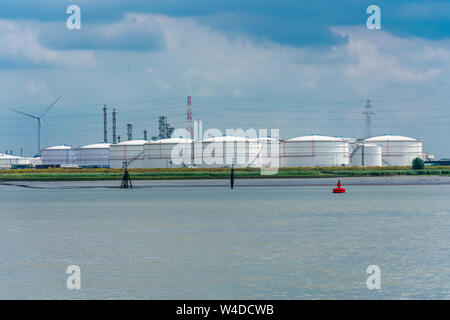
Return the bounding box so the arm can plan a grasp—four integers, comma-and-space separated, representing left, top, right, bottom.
0, 0, 449, 157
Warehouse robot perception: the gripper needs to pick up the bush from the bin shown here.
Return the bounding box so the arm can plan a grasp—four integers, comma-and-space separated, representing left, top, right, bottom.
412, 157, 425, 170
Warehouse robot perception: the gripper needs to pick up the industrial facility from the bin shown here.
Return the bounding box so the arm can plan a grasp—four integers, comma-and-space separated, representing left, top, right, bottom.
34, 134, 424, 169
4, 96, 429, 169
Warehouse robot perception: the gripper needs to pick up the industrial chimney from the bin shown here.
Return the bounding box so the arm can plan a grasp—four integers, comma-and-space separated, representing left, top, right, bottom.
103, 104, 108, 143
127, 123, 133, 141
143, 129, 148, 140
112, 108, 117, 144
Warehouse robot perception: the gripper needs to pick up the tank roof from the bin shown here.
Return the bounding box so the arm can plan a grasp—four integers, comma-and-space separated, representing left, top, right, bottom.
114, 140, 148, 146
78, 143, 111, 149
0, 154, 22, 159
43, 145, 73, 150
288, 135, 346, 142
366, 135, 419, 142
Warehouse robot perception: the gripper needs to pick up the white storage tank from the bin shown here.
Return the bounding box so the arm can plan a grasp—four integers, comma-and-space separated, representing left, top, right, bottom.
248, 137, 279, 169
41, 145, 76, 166
109, 140, 147, 169
201, 136, 250, 168
144, 138, 193, 168
76, 143, 110, 168
365, 135, 423, 166
280, 135, 350, 167
350, 143, 382, 167
0, 154, 21, 169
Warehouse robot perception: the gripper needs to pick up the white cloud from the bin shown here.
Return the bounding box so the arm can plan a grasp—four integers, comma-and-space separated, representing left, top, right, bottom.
0, 19, 95, 67
25, 81, 54, 100
138, 15, 450, 100
331, 26, 449, 88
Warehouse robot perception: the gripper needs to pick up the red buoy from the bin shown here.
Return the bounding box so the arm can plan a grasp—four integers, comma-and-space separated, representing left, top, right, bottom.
333, 180, 346, 193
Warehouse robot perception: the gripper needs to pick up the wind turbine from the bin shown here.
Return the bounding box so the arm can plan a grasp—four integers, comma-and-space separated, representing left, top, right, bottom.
9, 95, 62, 156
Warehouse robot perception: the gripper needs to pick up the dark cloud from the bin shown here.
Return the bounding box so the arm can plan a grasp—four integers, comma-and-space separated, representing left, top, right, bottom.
0, 0, 448, 48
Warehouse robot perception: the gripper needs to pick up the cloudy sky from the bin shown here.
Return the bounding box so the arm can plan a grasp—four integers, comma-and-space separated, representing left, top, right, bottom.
0, 0, 449, 157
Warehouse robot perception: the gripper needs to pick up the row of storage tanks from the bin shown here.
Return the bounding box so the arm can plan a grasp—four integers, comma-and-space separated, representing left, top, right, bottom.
0, 143, 110, 169
0, 153, 42, 169
36, 134, 424, 169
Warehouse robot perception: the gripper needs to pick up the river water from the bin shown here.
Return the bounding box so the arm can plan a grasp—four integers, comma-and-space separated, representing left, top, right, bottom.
1, 178, 449, 299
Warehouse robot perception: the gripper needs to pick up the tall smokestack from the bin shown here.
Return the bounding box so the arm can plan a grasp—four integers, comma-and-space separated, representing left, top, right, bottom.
103, 104, 108, 143
143, 129, 148, 140
127, 123, 133, 141
112, 108, 117, 144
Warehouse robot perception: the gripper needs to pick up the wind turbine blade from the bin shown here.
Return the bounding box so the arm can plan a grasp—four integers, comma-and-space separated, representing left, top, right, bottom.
40, 94, 62, 118
8, 107, 39, 119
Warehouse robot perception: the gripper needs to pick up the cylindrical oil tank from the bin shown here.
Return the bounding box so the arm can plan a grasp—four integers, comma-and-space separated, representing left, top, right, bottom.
201, 136, 250, 168
247, 137, 280, 169
365, 135, 423, 166
144, 138, 193, 168
350, 143, 382, 166
75, 143, 110, 168
41, 145, 76, 166
280, 135, 350, 167
109, 140, 147, 169
0, 154, 21, 169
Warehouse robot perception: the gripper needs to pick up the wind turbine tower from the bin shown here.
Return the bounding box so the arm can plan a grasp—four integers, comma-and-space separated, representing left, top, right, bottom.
9, 95, 62, 155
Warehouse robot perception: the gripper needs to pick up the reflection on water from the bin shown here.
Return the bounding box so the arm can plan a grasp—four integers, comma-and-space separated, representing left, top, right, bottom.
0, 184, 449, 299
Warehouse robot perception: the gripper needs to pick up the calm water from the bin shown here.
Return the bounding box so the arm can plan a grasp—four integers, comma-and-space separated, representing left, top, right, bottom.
1, 181, 450, 299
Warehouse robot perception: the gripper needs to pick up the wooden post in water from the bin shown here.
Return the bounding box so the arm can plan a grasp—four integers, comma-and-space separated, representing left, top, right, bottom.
120, 160, 133, 189
230, 164, 234, 189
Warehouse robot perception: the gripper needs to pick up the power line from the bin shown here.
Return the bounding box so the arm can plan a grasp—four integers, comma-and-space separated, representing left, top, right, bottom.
2, 108, 450, 130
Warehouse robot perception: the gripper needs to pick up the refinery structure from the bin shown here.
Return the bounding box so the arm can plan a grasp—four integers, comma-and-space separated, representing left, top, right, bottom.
1, 97, 428, 169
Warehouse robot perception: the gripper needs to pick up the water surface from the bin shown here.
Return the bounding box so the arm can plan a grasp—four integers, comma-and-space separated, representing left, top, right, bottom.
0, 182, 449, 299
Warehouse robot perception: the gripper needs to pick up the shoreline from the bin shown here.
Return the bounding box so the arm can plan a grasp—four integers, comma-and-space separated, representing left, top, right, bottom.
0, 166, 449, 183
3, 176, 450, 189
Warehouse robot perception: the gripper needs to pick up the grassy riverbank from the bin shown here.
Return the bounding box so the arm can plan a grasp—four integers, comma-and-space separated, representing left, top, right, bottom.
1, 166, 450, 181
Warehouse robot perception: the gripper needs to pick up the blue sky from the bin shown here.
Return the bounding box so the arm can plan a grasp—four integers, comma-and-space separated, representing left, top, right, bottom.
0, 0, 449, 157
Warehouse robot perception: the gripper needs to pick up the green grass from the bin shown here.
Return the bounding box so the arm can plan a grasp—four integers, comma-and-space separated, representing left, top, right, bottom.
1, 166, 450, 181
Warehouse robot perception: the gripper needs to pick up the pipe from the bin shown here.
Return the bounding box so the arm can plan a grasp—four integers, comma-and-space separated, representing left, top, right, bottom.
103, 104, 108, 143
127, 123, 132, 141
112, 108, 117, 144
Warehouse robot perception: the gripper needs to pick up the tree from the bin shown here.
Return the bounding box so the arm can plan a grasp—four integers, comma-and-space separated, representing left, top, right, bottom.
412, 157, 425, 170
